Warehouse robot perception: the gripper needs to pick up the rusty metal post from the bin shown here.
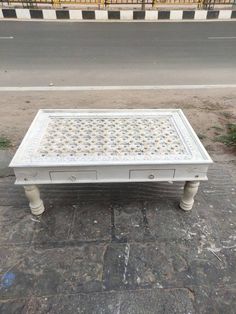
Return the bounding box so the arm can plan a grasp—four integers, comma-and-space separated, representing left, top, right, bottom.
99, 0, 105, 9
52, 0, 61, 8
152, 0, 158, 8
141, 0, 145, 10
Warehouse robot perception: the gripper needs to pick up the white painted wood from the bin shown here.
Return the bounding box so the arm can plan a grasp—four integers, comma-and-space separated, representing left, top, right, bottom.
15, 9, 31, 19
129, 169, 175, 180
50, 170, 97, 182
120, 10, 133, 20
170, 10, 183, 20
43, 9, 57, 20
218, 10, 232, 20
69, 10, 83, 20
24, 185, 45, 215
10, 109, 212, 212
13, 164, 209, 185
194, 10, 208, 20
10, 109, 213, 168
145, 11, 158, 20
95, 10, 108, 20
179, 181, 200, 211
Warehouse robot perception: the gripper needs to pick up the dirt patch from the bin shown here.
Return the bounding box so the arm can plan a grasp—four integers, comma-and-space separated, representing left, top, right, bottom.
0, 88, 235, 159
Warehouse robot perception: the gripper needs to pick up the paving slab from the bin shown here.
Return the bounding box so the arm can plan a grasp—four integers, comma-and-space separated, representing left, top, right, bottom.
194, 286, 236, 314
0, 206, 34, 245
0, 150, 13, 177
0, 288, 195, 314
0, 244, 106, 299
0, 163, 235, 313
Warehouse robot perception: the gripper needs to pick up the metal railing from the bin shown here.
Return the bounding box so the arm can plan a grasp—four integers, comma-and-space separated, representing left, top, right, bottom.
1, 0, 234, 8
1, 0, 98, 5
201, 0, 234, 9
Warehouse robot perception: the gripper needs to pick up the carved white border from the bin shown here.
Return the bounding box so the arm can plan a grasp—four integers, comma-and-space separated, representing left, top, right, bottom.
10, 109, 213, 167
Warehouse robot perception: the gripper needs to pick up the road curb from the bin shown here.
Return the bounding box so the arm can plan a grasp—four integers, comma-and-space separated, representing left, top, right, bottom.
0, 8, 236, 21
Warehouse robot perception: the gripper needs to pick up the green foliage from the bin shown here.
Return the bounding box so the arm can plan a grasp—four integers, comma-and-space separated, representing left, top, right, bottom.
197, 133, 206, 140
211, 126, 224, 132
221, 112, 233, 119
216, 124, 236, 147
0, 136, 11, 149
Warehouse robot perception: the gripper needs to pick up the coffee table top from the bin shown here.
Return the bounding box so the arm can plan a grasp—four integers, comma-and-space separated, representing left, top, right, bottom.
10, 109, 212, 167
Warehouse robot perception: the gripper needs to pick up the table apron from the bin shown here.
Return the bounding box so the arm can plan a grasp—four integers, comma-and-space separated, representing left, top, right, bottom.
13, 164, 210, 184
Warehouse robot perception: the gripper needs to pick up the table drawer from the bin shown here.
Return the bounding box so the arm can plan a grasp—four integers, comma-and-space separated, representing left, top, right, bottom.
129, 169, 175, 181
50, 170, 97, 182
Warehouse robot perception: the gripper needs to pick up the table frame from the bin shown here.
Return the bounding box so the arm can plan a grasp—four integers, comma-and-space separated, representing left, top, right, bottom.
10, 109, 213, 215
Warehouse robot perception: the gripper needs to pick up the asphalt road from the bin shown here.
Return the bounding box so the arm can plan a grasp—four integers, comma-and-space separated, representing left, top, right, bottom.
0, 21, 236, 86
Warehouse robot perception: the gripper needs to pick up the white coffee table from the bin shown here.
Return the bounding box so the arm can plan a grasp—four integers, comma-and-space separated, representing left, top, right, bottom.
9, 109, 212, 215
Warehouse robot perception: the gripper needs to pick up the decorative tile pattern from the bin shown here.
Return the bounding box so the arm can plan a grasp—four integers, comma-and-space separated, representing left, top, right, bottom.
37, 117, 187, 159
10, 110, 212, 167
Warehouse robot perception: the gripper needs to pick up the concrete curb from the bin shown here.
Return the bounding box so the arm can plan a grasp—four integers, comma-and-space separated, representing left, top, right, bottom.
0, 8, 236, 21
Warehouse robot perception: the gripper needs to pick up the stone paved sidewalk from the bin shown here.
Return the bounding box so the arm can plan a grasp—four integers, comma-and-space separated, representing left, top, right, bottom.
0, 162, 235, 313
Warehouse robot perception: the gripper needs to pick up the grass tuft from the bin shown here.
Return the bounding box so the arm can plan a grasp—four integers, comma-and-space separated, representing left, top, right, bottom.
222, 112, 233, 119
215, 124, 236, 147
0, 136, 11, 149
211, 126, 224, 132
197, 133, 206, 140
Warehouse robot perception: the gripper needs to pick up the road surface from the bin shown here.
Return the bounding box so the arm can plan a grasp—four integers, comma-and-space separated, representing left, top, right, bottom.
0, 21, 236, 86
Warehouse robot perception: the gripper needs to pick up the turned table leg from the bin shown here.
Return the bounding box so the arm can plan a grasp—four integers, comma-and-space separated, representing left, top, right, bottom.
179, 181, 200, 211
24, 185, 45, 215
